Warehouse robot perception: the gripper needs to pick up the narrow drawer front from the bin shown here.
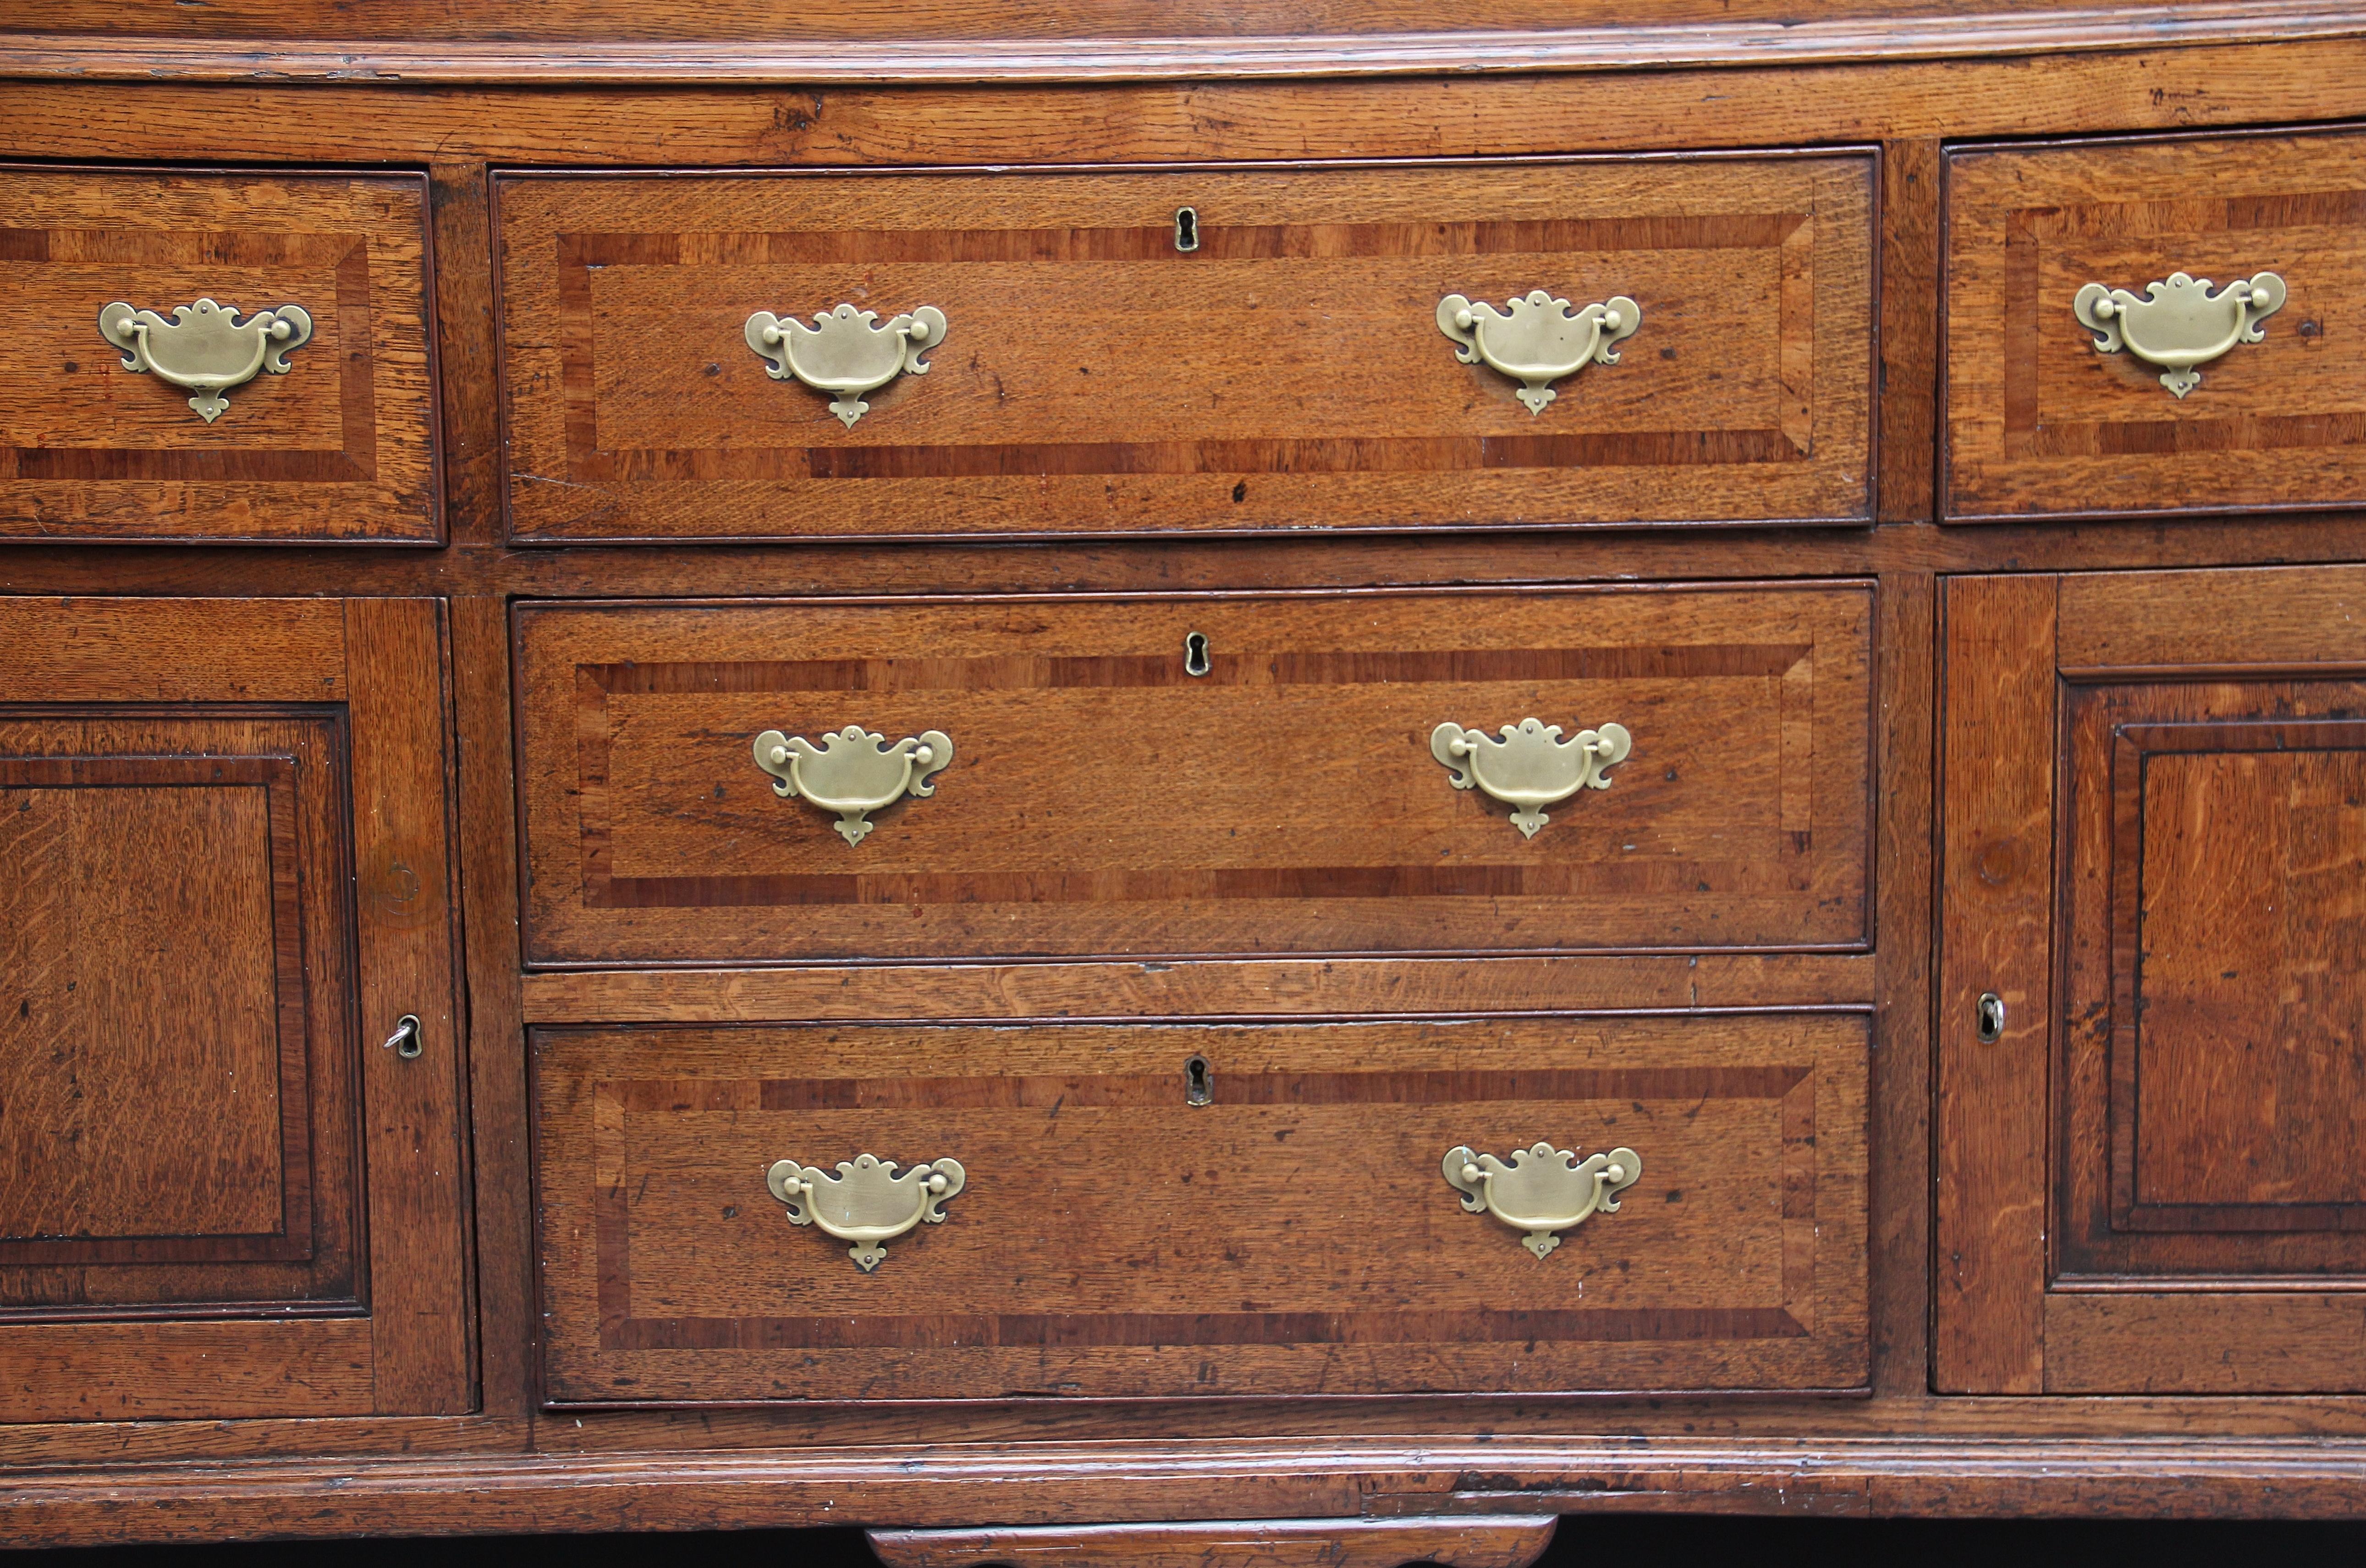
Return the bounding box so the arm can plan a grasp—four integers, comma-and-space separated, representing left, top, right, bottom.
495, 156, 1875, 543
0, 167, 438, 543
1945, 128, 2366, 521
534, 1013, 1870, 1403
515, 585, 1872, 965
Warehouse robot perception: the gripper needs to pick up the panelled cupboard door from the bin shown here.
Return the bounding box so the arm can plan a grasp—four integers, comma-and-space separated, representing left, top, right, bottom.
0, 597, 471, 1420
1943, 128, 2366, 522
513, 585, 1873, 966
495, 156, 1875, 543
1939, 568, 2366, 1393
0, 166, 440, 544
534, 1014, 1869, 1404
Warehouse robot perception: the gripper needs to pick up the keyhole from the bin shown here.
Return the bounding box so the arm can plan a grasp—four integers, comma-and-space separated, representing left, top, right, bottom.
1173, 207, 1200, 253
1183, 1054, 1213, 1106
1976, 992, 2006, 1044
1183, 631, 1211, 677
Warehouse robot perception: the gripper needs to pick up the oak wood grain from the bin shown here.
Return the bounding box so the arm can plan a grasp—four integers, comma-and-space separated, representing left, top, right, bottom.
1932, 573, 2056, 1393
0, 718, 362, 1327
10, 0, 2363, 58
1867, 572, 1936, 1397
520, 954, 1876, 1025
0, 166, 439, 544
868, 1515, 1557, 1568
2044, 1293, 2366, 1393
0, 596, 345, 703
345, 598, 473, 1415
0, 597, 469, 1423
2058, 685, 2366, 1281
1945, 128, 2366, 522
18, 1432, 2366, 1546
11, 41, 2366, 172
0, 763, 289, 1245
534, 1013, 1869, 1403
515, 585, 1873, 965
2058, 562, 2366, 671
0, 1318, 374, 1424
496, 159, 1874, 543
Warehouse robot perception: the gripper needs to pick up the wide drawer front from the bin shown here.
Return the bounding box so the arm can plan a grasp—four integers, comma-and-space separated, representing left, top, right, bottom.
495, 155, 1875, 543
534, 1012, 1870, 1403
515, 585, 1872, 965
0, 166, 439, 543
1945, 127, 2366, 521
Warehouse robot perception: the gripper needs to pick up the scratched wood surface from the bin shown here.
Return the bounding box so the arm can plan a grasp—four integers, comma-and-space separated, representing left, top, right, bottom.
496, 159, 1874, 543
1944, 127, 2366, 522
514, 584, 1872, 965
0, 167, 438, 543
534, 1012, 1869, 1403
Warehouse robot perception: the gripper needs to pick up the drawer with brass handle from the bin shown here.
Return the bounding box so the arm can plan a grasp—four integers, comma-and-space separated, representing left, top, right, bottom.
531, 1012, 1869, 1404
493, 154, 1875, 544
1945, 126, 2366, 521
513, 583, 1872, 966
0, 165, 439, 543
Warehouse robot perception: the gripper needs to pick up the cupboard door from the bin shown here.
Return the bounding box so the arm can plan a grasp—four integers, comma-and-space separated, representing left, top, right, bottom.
1939, 567, 2366, 1393
0, 598, 469, 1420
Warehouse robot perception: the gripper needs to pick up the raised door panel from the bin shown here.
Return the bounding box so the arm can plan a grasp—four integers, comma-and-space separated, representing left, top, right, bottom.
1939, 566, 2366, 1394
1944, 128, 2366, 522
0, 730, 359, 1309
514, 584, 1873, 965
2059, 686, 2366, 1280
0, 598, 468, 1421
0, 166, 439, 543
535, 1013, 1869, 1404
496, 156, 1874, 543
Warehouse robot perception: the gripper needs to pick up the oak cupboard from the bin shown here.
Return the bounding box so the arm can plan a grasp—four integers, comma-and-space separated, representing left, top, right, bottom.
3, 0, 2366, 1556
0, 597, 470, 1420
1939, 566, 2366, 1394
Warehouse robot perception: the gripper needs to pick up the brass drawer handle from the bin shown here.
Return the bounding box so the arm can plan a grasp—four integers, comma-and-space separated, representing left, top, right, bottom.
753, 724, 953, 846
745, 302, 948, 428
1437, 288, 1640, 414
97, 296, 313, 424
767, 1153, 967, 1272
1443, 1140, 1643, 1260
2073, 270, 2285, 398
1431, 718, 1630, 839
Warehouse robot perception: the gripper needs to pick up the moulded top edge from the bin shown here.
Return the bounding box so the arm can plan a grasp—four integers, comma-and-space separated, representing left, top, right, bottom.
3, 1, 2362, 87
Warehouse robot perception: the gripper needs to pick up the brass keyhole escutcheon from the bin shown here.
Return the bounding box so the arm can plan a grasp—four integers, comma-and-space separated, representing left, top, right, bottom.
1976, 992, 2006, 1044
1183, 631, 1211, 677
1184, 1054, 1214, 1106
1173, 207, 1200, 253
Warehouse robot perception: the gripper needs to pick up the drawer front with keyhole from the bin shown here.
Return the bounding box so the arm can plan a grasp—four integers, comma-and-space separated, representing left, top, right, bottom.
494, 155, 1875, 544
531, 1012, 1869, 1404
513, 584, 1873, 966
